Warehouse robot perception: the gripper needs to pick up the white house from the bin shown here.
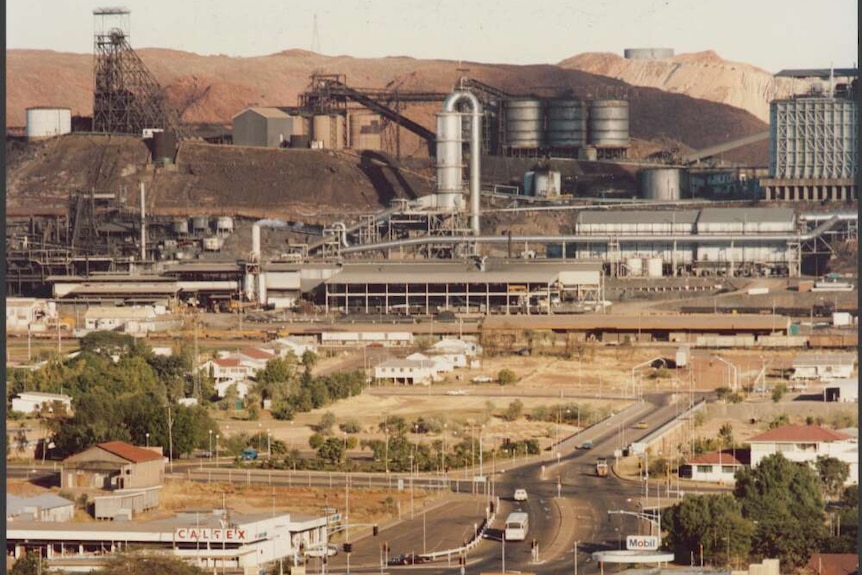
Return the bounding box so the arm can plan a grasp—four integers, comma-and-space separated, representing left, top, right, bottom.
273, 337, 318, 359
791, 352, 857, 381
684, 449, 748, 484
234, 348, 277, 372
374, 358, 439, 385
748, 424, 858, 485
215, 379, 251, 399
83, 306, 158, 334
11, 392, 73, 416
199, 358, 256, 385
7, 494, 75, 522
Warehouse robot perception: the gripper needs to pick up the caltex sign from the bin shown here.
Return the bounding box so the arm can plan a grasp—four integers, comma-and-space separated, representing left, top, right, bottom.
626, 535, 659, 551
174, 528, 248, 542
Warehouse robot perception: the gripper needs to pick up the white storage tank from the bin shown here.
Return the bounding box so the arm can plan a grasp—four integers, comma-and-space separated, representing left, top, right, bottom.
626, 257, 643, 277
26, 107, 72, 140
202, 236, 222, 251
646, 257, 664, 277
533, 170, 562, 197
216, 216, 234, 236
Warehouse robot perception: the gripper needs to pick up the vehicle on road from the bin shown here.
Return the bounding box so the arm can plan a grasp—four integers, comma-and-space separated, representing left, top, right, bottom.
513, 489, 528, 501
634, 421, 649, 429
471, 376, 494, 383
595, 458, 609, 477
446, 389, 467, 395
304, 544, 338, 558
503, 512, 529, 541
579, 440, 593, 450
388, 553, 432, 565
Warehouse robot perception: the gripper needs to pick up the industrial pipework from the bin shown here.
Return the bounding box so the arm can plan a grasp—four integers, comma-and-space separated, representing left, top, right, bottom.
436, 91, 482, 236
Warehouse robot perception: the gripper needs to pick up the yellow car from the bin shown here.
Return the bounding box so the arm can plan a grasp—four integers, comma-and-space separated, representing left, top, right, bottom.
634, 421, 649, 429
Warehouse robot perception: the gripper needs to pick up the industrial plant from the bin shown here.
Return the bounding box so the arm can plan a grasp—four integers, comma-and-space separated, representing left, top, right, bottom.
5, 10, 858, 335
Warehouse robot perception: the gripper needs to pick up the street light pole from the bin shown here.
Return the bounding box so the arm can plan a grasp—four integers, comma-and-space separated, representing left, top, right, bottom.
574, 540, 579, 575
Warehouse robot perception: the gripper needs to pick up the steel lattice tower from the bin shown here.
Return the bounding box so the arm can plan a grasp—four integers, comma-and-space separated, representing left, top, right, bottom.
93, 8, 177, 134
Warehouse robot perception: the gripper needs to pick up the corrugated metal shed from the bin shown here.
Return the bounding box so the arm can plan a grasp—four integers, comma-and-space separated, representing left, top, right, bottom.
697, 208, 796, 233
482, 314, 788, 332
577, 211, 700, 225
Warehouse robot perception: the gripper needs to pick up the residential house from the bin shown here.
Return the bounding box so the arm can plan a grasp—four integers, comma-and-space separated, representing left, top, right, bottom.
806, 553, 859, 575
374, 358, 439, 385
215, 379, 251, 399
7, 494, 75, 522
747, 424, 858, 485
683, 449, 749, 484
407, 352, 455, 373
11, 392, 73, 416
791, 352, 857, 381
199, 358, 256, 386
62, 441, 165, 490
234, 348, 276, 372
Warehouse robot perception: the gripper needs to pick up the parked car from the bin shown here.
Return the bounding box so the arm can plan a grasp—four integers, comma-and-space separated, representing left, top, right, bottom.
513, 489, 528, 502
633, 421, 649, 429
388, 553, 431, 565
304, 544, 338, 558
579, 440, 593, 450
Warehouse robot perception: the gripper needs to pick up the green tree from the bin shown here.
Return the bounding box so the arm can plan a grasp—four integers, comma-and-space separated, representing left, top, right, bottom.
255, 356, 296, 400
734, 453, 827, 567
317, 437, 345, 465
661, 493, 752, 565
10, 551, 49, 575
718, 423, 734, 448
815, 456, 850, 501
497, 368, 517, 386
504, 400, 524, 422
100, 552, 207, 575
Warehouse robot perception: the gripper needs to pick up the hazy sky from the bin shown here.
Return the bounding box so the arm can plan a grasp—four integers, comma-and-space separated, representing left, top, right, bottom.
7, 0, 858, 73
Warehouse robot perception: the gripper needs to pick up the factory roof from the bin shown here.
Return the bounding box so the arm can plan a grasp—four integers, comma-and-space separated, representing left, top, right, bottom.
232, 106, 291, 120
8, 494, 74, 515
83, 306, 157, 320
482, 313, 788, 332
577, 210, 700, 225
697, 207, 796, 224
162, 262, 241, 274
792, 352, 857, 367
775, 68, 858, 78
326, 261, 600, 286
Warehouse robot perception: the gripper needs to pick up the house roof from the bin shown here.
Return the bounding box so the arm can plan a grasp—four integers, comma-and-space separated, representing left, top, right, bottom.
16, 392, 72, 401
212, 358, 242, 368
239, 348, 276, 360
748, 425, 853, 443
378, 359, 437, 369
96, 441, 165, 463
233, 107, 291, 120
7, 493, 74, 515
687, 449, 749, 466
806, 553, 859, 575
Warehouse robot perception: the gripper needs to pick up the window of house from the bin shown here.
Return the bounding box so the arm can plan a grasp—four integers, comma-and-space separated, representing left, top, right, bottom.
721, 466, 735, 473
696, 465, 711, 473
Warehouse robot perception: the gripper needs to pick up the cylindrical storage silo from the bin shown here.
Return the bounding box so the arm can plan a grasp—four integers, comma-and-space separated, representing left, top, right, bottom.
505, 99, 544, 150
216, 217, 234, 236
173, 219, 189, 235
312, 115, 346, 149
588, 100, 630, 147
639, 168, 685, 200
251, 224, 262, 261
435, 112, 464, 210
26, 107, 72, 140
152, 130, 178, 163
646, 257, 664, 278
349, 112, 382, 151
546, 99, 587, 149
192, 216, 210, 235
626, 257, 643, 277
533, 170, 562, 197
202, 236, 221, 251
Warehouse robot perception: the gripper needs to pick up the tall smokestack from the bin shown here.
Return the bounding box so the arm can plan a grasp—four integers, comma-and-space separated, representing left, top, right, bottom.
140, 182, 146, 261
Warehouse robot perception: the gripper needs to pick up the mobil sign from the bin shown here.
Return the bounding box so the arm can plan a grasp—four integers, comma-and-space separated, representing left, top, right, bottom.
626, 535, 659, 551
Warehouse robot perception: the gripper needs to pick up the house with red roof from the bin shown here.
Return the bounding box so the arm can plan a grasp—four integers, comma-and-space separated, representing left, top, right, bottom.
62, 441, 165, 490
199, 357, 256, 386
748, 424, 858, 485
806, 553, 858, 575
683, 449, 749, 484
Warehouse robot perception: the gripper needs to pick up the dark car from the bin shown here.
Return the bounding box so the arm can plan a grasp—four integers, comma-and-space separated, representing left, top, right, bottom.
388, 553, 431, 566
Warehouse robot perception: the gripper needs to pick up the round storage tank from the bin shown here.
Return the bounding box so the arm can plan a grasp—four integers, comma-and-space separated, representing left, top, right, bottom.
546, 99, 587, 149
505, 99, 544, 150
646, 257, 664, 278
312, 115, 346, 149
216, 217, 234, 235
349, 112, 382, 151
588, 100, 630, 147
26, 107, 72, 140
626, 257, 643, 277
152, 130, 178, 163
192, 216, 210, 234
639, 168, 686, 200
533, 170, 561, 197
173, 219, 190, 235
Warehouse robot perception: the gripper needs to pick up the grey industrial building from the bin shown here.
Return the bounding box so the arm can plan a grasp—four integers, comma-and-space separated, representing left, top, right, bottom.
231, 107, 303, 148
761, 69, 857, 201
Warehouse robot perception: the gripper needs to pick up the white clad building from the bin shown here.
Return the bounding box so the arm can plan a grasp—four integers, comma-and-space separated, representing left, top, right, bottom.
7, 494, 75, 523
374, 358, 439, 385
791, 352, 857, 380
11, 392, 73, 416
83, 306, 158, 334
748, 424, 858, 485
